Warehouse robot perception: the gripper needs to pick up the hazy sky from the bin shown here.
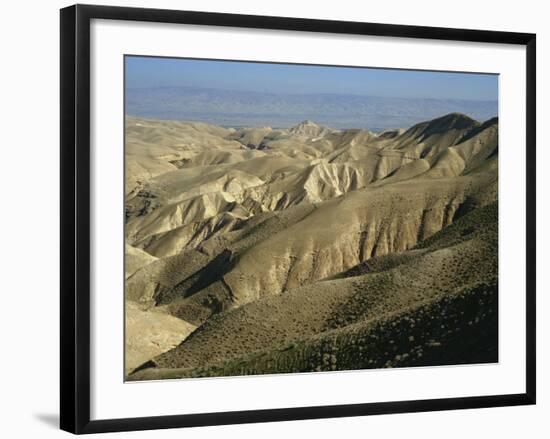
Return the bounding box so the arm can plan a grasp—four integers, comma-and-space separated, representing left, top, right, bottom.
125, 56, 498, 102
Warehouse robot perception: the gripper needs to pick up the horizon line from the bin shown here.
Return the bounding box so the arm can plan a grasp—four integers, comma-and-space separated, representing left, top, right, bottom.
124, 111, 499, 131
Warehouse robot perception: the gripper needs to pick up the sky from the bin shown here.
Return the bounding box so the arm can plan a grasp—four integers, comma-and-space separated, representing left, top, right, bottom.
125, 56, 498, 102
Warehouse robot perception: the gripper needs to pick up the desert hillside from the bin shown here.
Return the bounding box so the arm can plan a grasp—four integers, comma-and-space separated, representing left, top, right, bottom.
125, 112, 498, 380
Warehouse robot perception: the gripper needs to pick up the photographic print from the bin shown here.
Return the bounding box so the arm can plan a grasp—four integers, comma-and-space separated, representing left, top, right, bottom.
124, 56, 499, 381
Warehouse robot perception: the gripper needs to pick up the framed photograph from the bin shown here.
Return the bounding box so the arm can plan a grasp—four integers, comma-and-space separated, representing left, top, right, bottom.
60, 4, 536, 434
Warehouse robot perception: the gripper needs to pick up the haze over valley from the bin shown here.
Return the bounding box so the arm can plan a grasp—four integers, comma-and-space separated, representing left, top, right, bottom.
126, 86, 497, 130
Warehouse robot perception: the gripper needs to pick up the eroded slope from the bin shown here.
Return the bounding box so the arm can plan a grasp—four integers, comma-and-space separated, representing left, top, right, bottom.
124, 113, 499, 378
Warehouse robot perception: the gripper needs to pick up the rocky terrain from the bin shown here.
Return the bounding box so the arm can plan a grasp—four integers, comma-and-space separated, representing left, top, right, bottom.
125, 112, 498, 380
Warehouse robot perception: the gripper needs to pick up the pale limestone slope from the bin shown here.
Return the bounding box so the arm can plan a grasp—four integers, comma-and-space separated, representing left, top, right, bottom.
125, 300, 196, 374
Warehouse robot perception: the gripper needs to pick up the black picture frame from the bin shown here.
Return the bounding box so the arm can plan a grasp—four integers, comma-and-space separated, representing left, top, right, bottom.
60, 4, 536, 434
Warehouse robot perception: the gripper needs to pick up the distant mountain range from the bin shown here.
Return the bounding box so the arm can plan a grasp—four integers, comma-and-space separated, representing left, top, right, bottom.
126, 86, 498, 130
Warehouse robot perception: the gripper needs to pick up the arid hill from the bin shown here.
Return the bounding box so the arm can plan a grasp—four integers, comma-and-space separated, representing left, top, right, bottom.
125, 113, 498, 380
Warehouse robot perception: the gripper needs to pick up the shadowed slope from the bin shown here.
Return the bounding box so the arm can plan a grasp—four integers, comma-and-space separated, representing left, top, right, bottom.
130, 202, 497, 379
